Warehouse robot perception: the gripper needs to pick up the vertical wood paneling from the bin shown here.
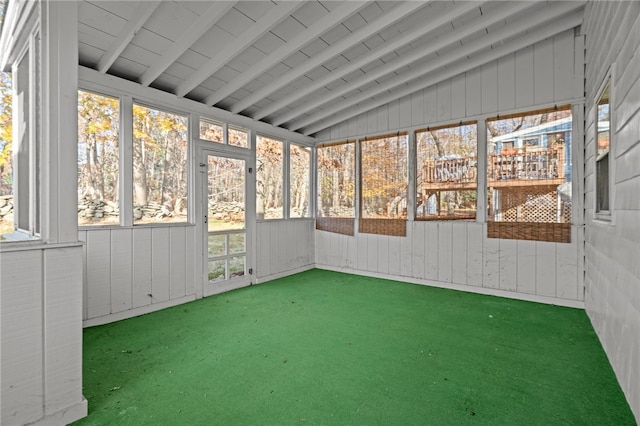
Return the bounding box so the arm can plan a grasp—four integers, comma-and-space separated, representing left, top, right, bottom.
388, 100, 400, 131
450, 74, 466, 119
367, 109, 378, 134
169, 227, 187, 299
515, 45, 535, 108
1, 250, 44, 425
466, 222, 483, 287
437, 221, 453, 282
436, 80, 451, 122
186, 226, 196, 295
78, 230, 88, 320
366, 233, 378, 272
43, 247, 83, 414
553, 31, 576, 101
258, 223, 272, 276
377, 105, 389, 133
483, 232, 500, 289
533, 37, 554, 104
399, 96, 412, 128
424, 222, 438, 281
151, 227, 171, 302
516, 240, 536, 295
424, 85, 437, 124
377, 235, 390, 275
388, 235, 401, 277
411, 90, 424, 126
132, 227, 153, 308
465, 68, 482, 116
499, 239, 518, 292
400, 224, 413, 277
556, 228, 578, 300
86, 229, 111, 317
535, 241, 557, 297
451, 222, 467, 285
357, 233, 368, 271
497, 54, 516, 111
110, 228, 133, 313
410, 222, 425, 279
481, 61, 498, 114
357, 112, 367, 136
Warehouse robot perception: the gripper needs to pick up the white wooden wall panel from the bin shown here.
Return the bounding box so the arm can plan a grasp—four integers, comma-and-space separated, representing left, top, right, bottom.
256, 220, 315, 281
410, 222, 425, 279
497, 54, 516, 111
388, 100, 400, 131
110, 228, 133, 312
533, 37, 555, 105
483, 234, 500, 289
424, 85, 437, 124
436, 81, 451, 122
515, 45, 535, 108
44, 247, 84, 415
151, 228, 171, 303
424, 222, 438, 281
86, 229, 111, 317
1, 250, 44, 424
377, 235, 390, 275
170, 227, 187, 299
466, 222, 483, 287
450, 74, 466, 120
450, 222, 466, 285
437, 222, 453, 283
399, 96, 412, 129
553, 30, 576, 102
388, 235, 401, 277
498, 239, 518, 292
465, 67, 482, 117
535, 241, 557, 297
411, 91, 424, 127
481, 61, 498, 114
132, 227, 153, 309
516, 239, 537, 295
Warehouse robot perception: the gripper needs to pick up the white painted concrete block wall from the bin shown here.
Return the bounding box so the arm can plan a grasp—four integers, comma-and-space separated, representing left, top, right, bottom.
583, 1, 640, 421
315, 30, 584, 307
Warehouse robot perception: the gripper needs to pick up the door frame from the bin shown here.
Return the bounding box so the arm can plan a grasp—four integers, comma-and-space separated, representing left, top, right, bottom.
198, 144, 255, 297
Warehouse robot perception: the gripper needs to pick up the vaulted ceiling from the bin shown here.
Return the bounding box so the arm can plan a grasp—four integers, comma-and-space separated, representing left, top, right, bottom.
78, 1, 586, 137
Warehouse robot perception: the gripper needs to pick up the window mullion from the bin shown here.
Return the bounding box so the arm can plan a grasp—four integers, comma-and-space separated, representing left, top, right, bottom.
477, 120, 488, 224
120, 95, 133, 227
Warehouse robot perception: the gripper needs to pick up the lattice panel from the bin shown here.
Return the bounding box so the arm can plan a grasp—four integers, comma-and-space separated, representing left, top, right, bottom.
492, 185, 570, 223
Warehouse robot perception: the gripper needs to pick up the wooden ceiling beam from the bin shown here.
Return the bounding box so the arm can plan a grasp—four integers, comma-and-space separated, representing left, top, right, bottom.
175, 1, 304, 98
139, 1, 236, 87
203, 1, 368, 107
301, 10, 585, 136
229, 1, 429, 114
96, 0, 161, 73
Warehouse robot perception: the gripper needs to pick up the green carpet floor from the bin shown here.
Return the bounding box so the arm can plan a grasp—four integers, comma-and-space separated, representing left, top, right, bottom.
73, 269, 635, 425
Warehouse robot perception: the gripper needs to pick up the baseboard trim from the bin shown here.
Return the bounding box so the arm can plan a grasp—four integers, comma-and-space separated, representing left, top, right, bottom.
83, 295, 197, 327
315, 264, 586, 309
253, 264, 315, 285
27, 398, 88, 426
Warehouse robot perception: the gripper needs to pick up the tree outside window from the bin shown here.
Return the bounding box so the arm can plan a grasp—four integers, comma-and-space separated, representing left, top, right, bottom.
256, 135, 283, 219
132, 104, 188, 223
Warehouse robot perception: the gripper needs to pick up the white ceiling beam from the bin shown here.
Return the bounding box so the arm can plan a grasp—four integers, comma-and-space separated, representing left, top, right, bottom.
175, 1, 304, 98
291, 1, 584, 131
203, 1, 368, 107
268, 1, 525, 126
96, 0, 161, 73
301, 10, 585, 136
139, 2, 236, 87
229, 1, 429, 115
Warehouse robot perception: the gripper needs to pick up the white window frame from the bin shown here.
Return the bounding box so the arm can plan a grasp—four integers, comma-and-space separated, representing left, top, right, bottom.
594, 70, 614, 224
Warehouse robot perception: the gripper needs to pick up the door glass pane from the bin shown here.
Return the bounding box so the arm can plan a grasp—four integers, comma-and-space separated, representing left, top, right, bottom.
208, 234, 225, 257
229, 232, 245, 254
207, 154, 246, 284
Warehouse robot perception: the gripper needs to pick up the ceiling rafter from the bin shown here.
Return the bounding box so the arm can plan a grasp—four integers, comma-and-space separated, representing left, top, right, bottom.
290, 2, 584, 132
261, 1, 491, 124
96, 0, 162, 73
301, 10, 585, 136
175, 1, 304, 98
203, 1, 369, 107
267, 1, 535, 126
229, 1, 429, 115
139, 2, 236, 87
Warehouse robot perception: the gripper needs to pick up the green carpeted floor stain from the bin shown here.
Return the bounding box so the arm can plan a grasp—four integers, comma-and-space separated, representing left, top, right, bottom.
73, 269, 635, 425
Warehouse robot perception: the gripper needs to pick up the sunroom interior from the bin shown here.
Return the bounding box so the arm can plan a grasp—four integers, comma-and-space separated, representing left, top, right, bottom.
0, 1, 638, 424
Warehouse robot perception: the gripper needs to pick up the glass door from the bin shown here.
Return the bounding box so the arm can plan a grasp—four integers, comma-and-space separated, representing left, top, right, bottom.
204, 152, 250, 295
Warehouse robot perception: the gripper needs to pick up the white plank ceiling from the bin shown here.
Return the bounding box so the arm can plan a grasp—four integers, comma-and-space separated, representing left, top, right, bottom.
78, 1, 586, 137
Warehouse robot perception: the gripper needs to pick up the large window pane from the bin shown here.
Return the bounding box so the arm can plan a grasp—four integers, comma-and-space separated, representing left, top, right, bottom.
77, 90, 120, 225
360, 134, 408, 219
0, 72, 13, 238
256, 135, 283, 219
487, 107, 572, 242
416, 123, 477, 220
133, 104, 188, 224
317, 142, 355, 218
289, 144, 311, 218
596, 79, 610, 214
